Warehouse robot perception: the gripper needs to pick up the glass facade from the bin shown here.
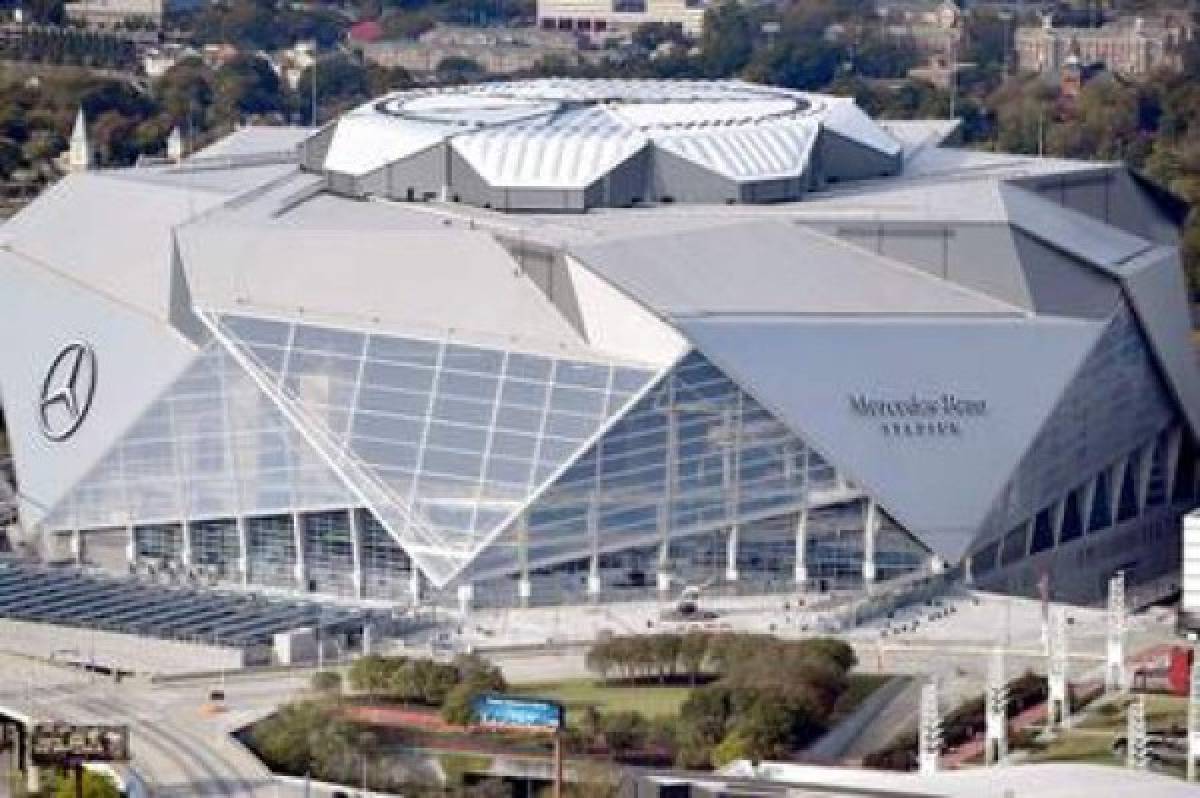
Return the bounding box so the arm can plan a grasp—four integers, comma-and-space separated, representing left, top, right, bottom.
464, 351, 927, 604
42, 342, 355, 532
980, 303, 1175, 544
45, 323, 929, 606
213, 312, 656, 585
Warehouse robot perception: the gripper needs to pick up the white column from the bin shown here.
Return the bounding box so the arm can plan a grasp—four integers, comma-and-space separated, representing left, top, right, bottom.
1051, 496, 1067, 549
1109, 460, 1126, 525
587, 499, 602, 599
963, 554, 974, 586
71, 529, 84, 565
1166, 426, 1183, 502
126, 524, 137, 567
725, 525, 739, 583
236, 516, 249, 586
349, 509, 364, 600
658, 402, 677, 593
457, 583, 474, 616
862, 500, 878, 587
1081, 476, 1098, 536
1137, 441, 1154, 514
794, 505, 809, 587
656, 502, 672, 596
292, 513, 307, 590
180, 522, 193, 568
517, 514, 531, 608
409, 568, 422, 604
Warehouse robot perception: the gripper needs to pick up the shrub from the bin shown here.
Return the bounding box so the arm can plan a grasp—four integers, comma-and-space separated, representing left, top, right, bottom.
311, 670, 342, 694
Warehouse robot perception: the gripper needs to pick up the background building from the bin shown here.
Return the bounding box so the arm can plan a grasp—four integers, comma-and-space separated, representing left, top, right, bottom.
536, 0, 709, 40
0, 80, 1194, 610
1016, 12, 1194, 76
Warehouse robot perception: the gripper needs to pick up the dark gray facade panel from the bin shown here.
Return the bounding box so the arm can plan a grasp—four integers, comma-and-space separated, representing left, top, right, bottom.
1011, 229, 1121, 319
447, 149, 495, 208
370, 143, 446, 201
1122, 247, 1200, 438
298, 123, 336, 171
1016, 167, 1179, 246
814, 129, 901, 185
499, 237, 587, 336
649, 148, 740, 205
596, 145, 650, 207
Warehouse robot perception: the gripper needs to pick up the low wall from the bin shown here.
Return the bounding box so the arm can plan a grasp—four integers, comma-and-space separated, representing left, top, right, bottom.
0, 618, 246, 675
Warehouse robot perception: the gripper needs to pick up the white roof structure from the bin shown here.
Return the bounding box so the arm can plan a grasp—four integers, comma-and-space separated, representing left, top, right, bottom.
314, 79, 902, 202
0, 79, 1195, 606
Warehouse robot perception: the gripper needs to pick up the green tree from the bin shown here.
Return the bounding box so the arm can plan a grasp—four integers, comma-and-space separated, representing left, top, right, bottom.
54, 770, 120, 798
700, 1, 755, 77
311, 669, 343, 694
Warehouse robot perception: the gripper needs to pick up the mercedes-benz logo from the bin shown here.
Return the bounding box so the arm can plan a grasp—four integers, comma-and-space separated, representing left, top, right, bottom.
38, 341, 97, 442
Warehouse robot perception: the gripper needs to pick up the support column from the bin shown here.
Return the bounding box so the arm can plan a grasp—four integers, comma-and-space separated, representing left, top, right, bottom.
180, 521, 193, 568
586, 499, 602, 601
656, 503, 672, 597
517, 514, 531, 608
349, 509, 364, 600
725, 525, 739, 583
236, 515, 250, 587
21, 725, 39, 794
1082, 476, 1098, 536
862, 500, 878, 589
1137, 441, 1154, 514
457, 583, 474, 616
1109, 460, 1125, 526
125, 523, 137, 569
70, 529, 84, 565
409, 568, 422, 604
292, 513, 308, 591
963, 554, 974, 586
794, 504, 809, 588
658, 401, 677, 596
1166, 426, 1183, 502
1051, 496, 1067, 549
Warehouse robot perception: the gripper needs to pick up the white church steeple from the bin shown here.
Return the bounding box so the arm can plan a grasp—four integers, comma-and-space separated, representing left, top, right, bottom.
67, 107, 92, 172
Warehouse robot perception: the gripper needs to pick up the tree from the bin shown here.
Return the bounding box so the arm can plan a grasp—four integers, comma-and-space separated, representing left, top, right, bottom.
213, 54, 286, 124
441, 681, 479, 726
700, 1, 755, 77
54, 770, 120, 798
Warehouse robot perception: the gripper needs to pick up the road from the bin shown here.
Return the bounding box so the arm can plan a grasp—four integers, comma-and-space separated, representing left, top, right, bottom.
0, 653, 303, 796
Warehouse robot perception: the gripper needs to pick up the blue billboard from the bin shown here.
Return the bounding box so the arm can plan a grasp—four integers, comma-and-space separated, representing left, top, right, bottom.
472, 695, 564, 730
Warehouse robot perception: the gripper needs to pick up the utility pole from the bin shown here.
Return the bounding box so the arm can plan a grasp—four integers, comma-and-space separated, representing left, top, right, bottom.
919, 680, 941, 775
1107, 571, 1127, 693
1047, 605, 1070, 731
986, 645, 1008, 765
1187, 648, 1199, 782
1127, 694, 1148, 770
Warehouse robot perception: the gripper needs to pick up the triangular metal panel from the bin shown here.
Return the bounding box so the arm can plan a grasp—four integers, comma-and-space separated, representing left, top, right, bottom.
679, 315, 1105, 561
1120, 246, 1200, 439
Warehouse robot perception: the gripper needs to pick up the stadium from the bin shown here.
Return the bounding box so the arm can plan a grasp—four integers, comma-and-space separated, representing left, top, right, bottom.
0, 78, 1196, 610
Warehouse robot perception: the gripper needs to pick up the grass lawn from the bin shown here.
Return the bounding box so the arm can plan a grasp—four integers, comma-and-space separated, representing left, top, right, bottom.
513, 679, 693, 722
1023, 694, 1189, 777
